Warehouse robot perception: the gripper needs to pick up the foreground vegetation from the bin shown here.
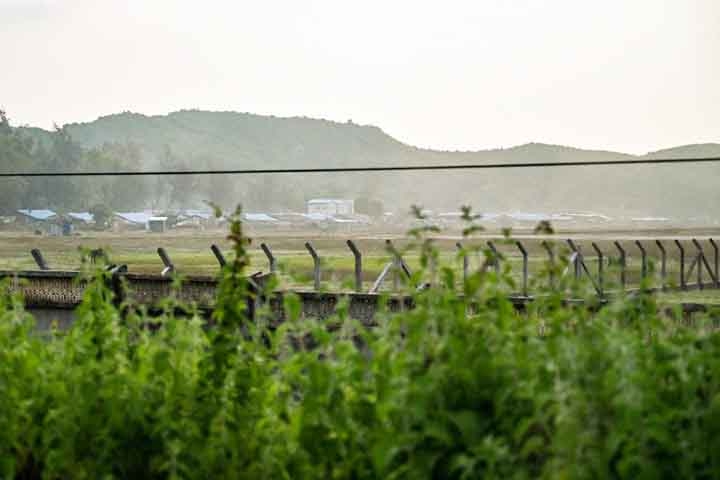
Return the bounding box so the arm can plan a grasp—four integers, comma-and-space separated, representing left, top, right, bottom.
2, 215, 720, 479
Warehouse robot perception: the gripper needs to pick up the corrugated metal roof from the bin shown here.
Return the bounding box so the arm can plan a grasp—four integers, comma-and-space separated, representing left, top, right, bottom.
17, 209, 57, 221
183, 209, 214, 220
243, 213, 278, 222
302, 213, 332, 221
114, 212, 152, 225
68, 212, 94, 223
307, 199, 353, 204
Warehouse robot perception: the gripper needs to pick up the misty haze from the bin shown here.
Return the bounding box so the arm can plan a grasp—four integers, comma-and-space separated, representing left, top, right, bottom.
2, 1, 720, 479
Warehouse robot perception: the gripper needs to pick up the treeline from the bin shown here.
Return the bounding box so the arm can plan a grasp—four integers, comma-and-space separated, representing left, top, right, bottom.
0, 111, 316, 214
1, 110, 151, 213
8, 108, 720, 218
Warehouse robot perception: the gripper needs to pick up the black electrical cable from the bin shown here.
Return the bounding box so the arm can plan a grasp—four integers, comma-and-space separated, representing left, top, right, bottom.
0, 156, 719, 177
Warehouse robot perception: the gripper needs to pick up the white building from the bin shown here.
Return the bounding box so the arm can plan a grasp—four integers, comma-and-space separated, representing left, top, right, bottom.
307, 199, 354, 216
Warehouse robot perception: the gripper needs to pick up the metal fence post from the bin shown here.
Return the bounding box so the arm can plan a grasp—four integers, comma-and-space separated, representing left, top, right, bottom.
304, 242, 321, 290
655, 240, 667, 290
260, 243, 277, 273
696, 241, 703, 289
346, 240, 362, 293
210, 244, 226, 268
516, 241, 529, 297
157, 247, 175, 276
614, 241, 626, 290
30, 248, 49, 270
675, 240, 686, 290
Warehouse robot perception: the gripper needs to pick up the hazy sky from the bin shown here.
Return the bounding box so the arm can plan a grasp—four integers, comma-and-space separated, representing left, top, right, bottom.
1, 0, 718, 154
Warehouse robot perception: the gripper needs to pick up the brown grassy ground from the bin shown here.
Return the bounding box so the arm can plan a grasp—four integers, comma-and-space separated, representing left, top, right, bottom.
1, 226, 719, 301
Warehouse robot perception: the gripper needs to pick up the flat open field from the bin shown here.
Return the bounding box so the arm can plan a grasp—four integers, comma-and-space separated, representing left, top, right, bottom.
1, 226, 720, 302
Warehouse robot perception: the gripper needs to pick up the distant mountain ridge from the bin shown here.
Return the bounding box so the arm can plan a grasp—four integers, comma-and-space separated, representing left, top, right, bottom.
16, 110, 720, 218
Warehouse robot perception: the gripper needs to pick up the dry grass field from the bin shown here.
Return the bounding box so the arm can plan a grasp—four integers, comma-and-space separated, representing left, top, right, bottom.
2, 226, 720, 302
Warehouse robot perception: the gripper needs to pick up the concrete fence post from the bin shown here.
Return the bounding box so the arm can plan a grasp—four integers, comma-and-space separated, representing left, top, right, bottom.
210, 244, 226, 267
516, 241, 529, 297
157, 247, 175, 277
30, 248, 49, 271
260, 243, 277, 273
486, 241, 500, 275
674, 240, 686, 290
591, 242, 604, 296
692, 239, 718, 288
305, 242, 321, 291
708, 238, 720, 288
456, 242, 469, 284
655, 240, 667, 290
346, 240, 362, 293
635, 241, 647, 281
614, 241, 626, 290
541, 241, 555, 289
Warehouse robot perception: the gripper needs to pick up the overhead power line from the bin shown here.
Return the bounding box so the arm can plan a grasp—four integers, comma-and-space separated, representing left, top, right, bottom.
0, 156, 719, 177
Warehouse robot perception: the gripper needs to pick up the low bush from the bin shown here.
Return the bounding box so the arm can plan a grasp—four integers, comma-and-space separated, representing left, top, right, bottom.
1, 212, 720, 479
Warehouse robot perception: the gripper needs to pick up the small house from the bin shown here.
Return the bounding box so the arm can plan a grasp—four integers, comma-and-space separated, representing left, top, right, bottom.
307, 199, 354, 216
16, 209, 61, 235
68, 212, 94, 230
177, 209, 216, 229
148, 217, 168, 233
113, 212, 153, 231
243, 213, 279, 223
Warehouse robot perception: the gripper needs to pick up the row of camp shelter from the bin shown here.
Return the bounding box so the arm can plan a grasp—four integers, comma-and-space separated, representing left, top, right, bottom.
7, 209, 373, 235
8, 209, 219, 235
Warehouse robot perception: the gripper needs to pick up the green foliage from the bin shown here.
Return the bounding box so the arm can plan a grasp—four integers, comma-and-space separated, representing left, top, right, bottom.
0, 111, 151, 212
1, 213, 720, 478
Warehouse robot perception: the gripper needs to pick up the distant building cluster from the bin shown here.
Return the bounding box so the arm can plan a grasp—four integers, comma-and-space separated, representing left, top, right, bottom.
2, 199, 370, 235
1, 203, 703, 237
306, 199, 354, 216
7, 209, 220, 236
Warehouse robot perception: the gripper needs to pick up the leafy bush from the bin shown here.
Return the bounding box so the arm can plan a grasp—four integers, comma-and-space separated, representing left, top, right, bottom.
1, 213, 720, 479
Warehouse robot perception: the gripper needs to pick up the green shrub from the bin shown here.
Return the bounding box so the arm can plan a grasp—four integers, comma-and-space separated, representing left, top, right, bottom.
0, 211, 720, 479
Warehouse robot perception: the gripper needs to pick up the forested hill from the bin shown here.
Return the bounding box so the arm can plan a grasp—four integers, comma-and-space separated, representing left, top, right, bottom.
23, 110, 419, 169
5, 110, 720, 219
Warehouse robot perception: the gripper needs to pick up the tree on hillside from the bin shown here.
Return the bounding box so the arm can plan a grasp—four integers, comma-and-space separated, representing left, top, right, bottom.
25, 125, 86, 209
84, 142, 150, 210
159, 146, 200, 208
0, 110, 31, 213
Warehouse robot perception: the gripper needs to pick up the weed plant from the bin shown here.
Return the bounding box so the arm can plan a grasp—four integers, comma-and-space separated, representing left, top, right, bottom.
0, 208, 719, 479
